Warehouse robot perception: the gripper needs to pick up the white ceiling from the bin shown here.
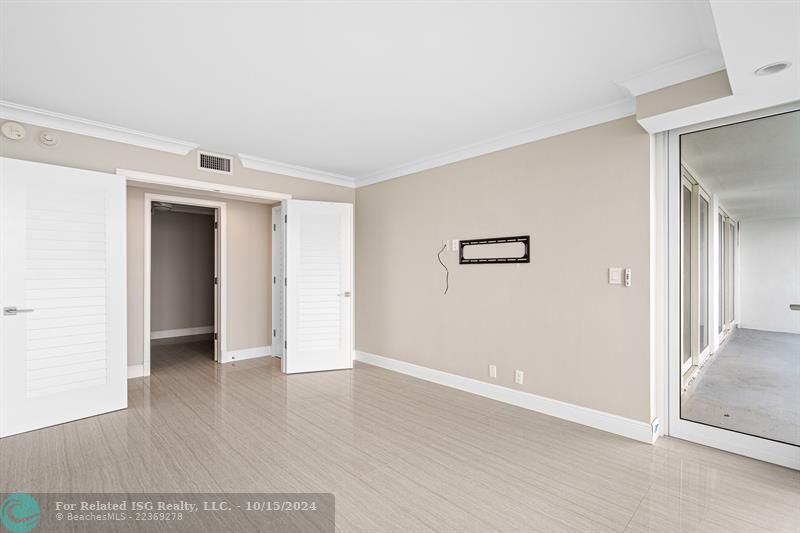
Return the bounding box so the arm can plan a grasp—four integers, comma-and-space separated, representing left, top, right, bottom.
682, 109, 800, 221
1, 1, 723, 182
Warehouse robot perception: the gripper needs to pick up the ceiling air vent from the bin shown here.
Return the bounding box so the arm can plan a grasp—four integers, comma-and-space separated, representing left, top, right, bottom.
198, 151, 233, 174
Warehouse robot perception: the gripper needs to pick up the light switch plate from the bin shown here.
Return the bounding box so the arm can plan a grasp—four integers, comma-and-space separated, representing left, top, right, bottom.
609, 267, 623, 285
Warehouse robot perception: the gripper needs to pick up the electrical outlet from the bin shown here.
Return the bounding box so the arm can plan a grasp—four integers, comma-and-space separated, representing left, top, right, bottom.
488, 364, 497, 378
515, 370, 524, 385
452, 239, 459, 252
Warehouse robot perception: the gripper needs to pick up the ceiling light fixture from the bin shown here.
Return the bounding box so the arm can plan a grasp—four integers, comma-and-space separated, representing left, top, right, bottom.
754, 61, 791, 76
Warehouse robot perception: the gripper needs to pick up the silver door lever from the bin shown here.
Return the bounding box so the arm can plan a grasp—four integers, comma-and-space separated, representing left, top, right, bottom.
3, 306, 35, 316
338, 292, 352, 298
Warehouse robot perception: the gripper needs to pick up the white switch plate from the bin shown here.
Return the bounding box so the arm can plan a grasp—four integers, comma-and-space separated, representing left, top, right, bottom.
488, 364, 497, 378
515, 370, 524, 385
608, 267, 622, 285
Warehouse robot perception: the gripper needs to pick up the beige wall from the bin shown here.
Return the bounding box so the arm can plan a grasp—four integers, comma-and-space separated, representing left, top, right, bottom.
636, 70, 732, 120
0, 122, 354, 203
151, 210, 215, 332
1, 121, 354, 367
355, 116, 652, 422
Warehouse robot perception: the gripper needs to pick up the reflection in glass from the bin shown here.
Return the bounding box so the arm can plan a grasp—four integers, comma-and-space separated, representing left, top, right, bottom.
682, 184, 692, 370
699, 195, 709, 351
679, 109, 799, 446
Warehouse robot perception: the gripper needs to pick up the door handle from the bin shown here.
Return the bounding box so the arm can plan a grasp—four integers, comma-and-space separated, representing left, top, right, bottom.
3, 306, 35, 316
338, 291, 352, 298
791, 304, 800, 311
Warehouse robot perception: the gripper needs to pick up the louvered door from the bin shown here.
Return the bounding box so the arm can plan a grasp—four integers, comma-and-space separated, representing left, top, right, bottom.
282, 200, 352, 374
0, 157, 126, 437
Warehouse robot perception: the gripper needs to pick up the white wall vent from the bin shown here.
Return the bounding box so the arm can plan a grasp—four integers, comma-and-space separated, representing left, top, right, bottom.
198, 151, 233, 174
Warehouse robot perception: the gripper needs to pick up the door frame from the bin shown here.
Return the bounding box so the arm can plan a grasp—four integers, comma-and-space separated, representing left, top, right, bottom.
666, 103, 800, 469
143, 193, 226, 376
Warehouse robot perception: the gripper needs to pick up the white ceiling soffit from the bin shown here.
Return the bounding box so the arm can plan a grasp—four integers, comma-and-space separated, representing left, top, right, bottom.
0, 101, 198, 155
1, 1, 723, 188
638, 0, 800, 133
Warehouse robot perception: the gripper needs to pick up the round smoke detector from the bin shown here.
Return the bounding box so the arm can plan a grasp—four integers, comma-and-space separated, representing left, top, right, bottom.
754, 61, 791, 76
1, 121, 26, 140
39, 130, 60, 147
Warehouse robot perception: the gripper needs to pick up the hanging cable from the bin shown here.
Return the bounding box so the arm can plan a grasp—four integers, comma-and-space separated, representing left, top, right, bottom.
437, 243, 449, 295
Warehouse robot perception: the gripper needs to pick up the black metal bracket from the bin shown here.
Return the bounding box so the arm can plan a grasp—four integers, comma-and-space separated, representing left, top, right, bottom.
459, 235, 530, 264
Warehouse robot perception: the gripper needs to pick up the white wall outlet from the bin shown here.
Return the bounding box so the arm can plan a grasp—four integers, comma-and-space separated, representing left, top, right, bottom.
608, 267, 622, 285
515, 370, 524, 385
489, 364, 497, 378
451, 239, 459, 252
624, 268, 632, 287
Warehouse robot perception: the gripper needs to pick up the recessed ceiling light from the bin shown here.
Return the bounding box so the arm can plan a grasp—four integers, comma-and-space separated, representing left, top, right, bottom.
754, 61, 791, 76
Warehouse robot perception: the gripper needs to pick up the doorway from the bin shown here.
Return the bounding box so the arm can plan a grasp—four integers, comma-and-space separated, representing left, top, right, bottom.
143, 193, 226, 376
668, 105, 800, 469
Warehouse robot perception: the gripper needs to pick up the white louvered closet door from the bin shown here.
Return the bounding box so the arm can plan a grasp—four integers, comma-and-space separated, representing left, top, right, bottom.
0, 157, 126, 438
282, 200, 353, 374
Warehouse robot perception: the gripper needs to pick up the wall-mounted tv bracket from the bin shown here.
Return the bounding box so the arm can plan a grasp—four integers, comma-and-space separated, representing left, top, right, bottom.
459, 235, 530, 264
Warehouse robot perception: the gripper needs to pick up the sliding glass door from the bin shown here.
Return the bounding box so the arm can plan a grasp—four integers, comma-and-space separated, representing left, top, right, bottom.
669, 105, 800, 469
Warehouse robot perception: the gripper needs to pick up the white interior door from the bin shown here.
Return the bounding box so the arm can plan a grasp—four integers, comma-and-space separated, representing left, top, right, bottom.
282, 200, 352, 374
0, 157, 127, 438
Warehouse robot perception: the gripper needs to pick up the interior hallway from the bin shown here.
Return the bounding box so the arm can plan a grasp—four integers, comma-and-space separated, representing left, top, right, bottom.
682, 328, 800, 446
0, 342, 797, 532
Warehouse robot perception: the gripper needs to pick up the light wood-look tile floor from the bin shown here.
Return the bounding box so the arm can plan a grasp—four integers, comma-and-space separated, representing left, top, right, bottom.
1, 341, 798, 532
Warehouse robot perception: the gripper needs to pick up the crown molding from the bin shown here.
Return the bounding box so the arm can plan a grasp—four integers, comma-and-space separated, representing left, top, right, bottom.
355, 97, 636, 187
238, 153, 356, 188
0, 100, 198, 155
616, 49, 726, 96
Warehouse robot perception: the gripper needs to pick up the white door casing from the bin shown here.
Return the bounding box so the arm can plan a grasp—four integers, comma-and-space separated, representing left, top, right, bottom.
0, 157, 127, 437
272, 205, 285, 358
282, 200, 353, 374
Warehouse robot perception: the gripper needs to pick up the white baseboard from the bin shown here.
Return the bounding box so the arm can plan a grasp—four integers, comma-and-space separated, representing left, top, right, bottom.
222, 345, 275, 363
127, 364, 144, 379
151, 326, 213, 340
355, 351, 656, 444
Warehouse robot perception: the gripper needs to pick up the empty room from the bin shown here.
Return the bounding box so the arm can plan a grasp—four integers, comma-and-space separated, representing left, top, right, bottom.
0, 1, 798, 532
